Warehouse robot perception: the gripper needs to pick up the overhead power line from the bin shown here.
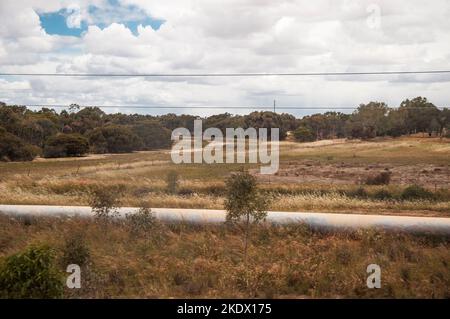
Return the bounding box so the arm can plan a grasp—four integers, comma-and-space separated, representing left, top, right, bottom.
1, 70, 450, 77
20, 104, 359, 110
16, 104, 448, 110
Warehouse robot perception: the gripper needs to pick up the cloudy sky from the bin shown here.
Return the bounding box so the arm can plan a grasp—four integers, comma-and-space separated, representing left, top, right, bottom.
0, 0, 449, 116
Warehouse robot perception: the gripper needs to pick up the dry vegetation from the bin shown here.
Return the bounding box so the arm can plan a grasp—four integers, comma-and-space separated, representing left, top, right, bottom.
0, 137, 449, 298
0, 214, 449, 298
0, 137, 449, 216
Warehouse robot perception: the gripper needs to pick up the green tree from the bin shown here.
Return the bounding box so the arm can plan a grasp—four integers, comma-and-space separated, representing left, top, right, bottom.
293, 126, 315, 142
132, 120, 172, 150
159, 113, 198, 132
224, 171, 271, 263
88, 125, 141, 153
0, 104, 26, 136
43, 133, 89, 158
0, 129, 39, 161
244, 111, 289, 140
298, 112, 349, 140
437, 108, 450, 137
399, 97, 440, 135
347, 102, 389, 139
204, 113, 245, 134
71, 107, 105, 134
386, 108, 408, 137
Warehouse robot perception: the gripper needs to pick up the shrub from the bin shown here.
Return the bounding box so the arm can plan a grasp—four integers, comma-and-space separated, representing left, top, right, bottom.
126, 206, 158, 238
365, 171, 391, 185
0, 130, 39, 161
0, 245, 64, 298
401, 185, 434, 200
43, 133, 89, 158
61, 233, 90, 268
166, 171, 179, 194
225, 171, 271, 263
89, 186, 122, 220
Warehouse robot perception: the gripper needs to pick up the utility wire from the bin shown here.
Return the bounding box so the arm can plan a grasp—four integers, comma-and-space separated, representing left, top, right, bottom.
22, 104, 358, 110
1, 70, 450, 77
13, 104, 448, 110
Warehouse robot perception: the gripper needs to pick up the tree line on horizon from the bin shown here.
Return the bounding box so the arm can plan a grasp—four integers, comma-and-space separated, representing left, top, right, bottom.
0, 96, 449, 162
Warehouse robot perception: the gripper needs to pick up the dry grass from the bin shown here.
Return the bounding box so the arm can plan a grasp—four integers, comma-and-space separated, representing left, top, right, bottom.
0, 137, 449, 216
1, 137, 448, 299
1, 179, 449, 216
0, 214, 448, 298
280, 137, 450, 165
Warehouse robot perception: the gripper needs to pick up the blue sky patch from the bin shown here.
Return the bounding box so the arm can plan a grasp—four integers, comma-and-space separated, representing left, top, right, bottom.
38, 3, 164, 37
39, 9, 87, 37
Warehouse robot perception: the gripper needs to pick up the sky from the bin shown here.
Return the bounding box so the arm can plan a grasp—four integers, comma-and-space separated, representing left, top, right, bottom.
0, 0, 449, 117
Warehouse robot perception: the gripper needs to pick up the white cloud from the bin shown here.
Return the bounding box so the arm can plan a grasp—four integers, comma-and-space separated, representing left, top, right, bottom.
66, 4, 82, 29
1, 0, 450, 116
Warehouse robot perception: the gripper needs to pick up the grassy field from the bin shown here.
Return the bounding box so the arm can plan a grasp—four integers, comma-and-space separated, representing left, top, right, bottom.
0, 215, 449, 298
0, 136, 449, 216
0, 136, 449, 298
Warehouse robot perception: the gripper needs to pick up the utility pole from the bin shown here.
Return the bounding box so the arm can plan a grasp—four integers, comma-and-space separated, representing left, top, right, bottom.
273, 99, 276, 113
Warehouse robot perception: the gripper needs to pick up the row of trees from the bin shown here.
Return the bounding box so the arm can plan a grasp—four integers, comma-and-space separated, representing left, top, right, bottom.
0, 103, 173, 161
1, 97, 449, 161
0, 103, 298, 161
296, 97, 450, 141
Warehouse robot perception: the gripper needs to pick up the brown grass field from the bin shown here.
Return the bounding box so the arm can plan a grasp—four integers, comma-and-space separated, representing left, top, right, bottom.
0, 136, 449, 298
1, 136, 449, 216
1, 215, 449, 298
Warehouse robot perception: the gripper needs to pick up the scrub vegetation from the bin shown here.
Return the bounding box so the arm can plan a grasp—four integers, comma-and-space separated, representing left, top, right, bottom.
0, 214, 448, 298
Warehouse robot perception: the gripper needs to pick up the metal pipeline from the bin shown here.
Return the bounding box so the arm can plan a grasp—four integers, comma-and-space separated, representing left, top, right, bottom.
0, 204, 449, 235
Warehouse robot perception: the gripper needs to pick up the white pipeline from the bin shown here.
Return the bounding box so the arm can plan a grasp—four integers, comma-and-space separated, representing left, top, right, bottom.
0, 205, 449, 235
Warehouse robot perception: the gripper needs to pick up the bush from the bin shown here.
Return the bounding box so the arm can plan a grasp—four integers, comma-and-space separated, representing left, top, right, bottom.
365, 172, 391, 185
43, 133, 89, 158
401, 185, 434, 200
61, 233, 90, 268
89, 186, 123, 220
126, 206, 157, 238
0, 245, 64, 298
0, 130, 39, 161
225, 171, 271, 263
